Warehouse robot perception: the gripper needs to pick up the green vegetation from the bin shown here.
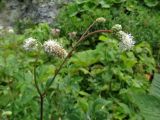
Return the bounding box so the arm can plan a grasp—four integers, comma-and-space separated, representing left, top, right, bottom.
56, 0, 160, 62
0, 0, 160, 120
0, 0, 5, 11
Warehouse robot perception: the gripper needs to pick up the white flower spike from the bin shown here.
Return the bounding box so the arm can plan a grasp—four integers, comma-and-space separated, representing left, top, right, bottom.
43, 40, 67, 58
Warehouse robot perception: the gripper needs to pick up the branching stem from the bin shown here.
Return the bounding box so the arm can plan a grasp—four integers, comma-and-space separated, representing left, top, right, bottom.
34, 21, 112, 120
43, 29, 112, 96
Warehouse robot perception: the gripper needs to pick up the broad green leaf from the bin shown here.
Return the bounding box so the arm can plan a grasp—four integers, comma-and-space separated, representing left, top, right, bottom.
98, 35, 109, 41
70, 49, 100, 67
144, 0, 159, 7
117, 102, 130, 114
150, 73, 160, 98
132, 94, 160, 120
99, 1, 110, 8
37, 64, 55, 82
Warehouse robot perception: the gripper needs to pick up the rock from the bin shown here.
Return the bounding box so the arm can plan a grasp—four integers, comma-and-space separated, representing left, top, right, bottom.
0, 0, 20, 26
0, 0, 72, 26
20, 1, 58, 24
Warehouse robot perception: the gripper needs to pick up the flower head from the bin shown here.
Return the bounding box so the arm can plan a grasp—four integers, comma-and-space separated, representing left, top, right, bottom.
68, 31, 77, 39
51, 28, 60, 37
118, 31, 135, 51
43, 40, 67, 58
96, 17, 106, 23
23, 37, 38, 51
111, 24, 122, 32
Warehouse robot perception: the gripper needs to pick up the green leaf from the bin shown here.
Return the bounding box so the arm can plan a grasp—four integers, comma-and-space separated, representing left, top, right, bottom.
92, 98, 112, 113
79, 91, 90, 97
114, 0, 126, 3
37, 64, 55, 82
98, 35, 109, 41
0, 94, 10, 107
118, 102, 130, 114
70, 50, 100, 67
132, 94, 160, 120
99, 1, 110, 8
78, 98, 89, 113
150, 73, 160, 98
144, 0, 159, 7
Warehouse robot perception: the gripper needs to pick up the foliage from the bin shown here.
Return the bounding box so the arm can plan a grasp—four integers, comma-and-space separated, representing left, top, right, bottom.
15, 20, 37, 34
56, 0, 160, 62
0, 1, 159, 119
128, 73, 160, 120
0, 24, 156, 119
24, 23, 51, 43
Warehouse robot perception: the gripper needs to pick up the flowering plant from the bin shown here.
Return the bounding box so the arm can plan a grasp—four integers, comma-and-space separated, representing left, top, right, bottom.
22, 17, 138, 120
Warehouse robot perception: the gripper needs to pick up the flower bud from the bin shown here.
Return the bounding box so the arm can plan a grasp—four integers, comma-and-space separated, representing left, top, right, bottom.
96, 17, 106, 23
51, 28, 60, 37
68, 31, 77, 39
111, 24, 122, 32
43, 40, 67, 58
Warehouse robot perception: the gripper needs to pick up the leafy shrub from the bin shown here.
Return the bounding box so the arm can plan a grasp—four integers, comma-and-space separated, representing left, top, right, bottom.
0, 25, 156, 119
128, 73, 160, 120
0, 6, 158, 119
24, 23, 51, 43
15, 20, 37, 34
44, 35, 155, 119
56, 0, 160, 62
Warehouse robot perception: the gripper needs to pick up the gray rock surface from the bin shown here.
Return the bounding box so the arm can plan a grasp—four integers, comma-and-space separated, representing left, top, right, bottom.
0, 0, 71, 26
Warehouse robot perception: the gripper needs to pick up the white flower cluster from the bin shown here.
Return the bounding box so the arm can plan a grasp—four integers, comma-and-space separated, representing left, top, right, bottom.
23, 37, 67, 58
112, 24, 135, 51
43, 40, 67, 58
118, 31, 135, 51
23, 37, 38, 51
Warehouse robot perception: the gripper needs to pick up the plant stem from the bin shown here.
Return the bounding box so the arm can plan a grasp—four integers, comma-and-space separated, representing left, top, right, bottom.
40, 95, 44, 120
34, 65, 41, 96
109, 80, 112, 93
33, 57, 44, 120
43, 29, 112, 96
79, 20, 96, 39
